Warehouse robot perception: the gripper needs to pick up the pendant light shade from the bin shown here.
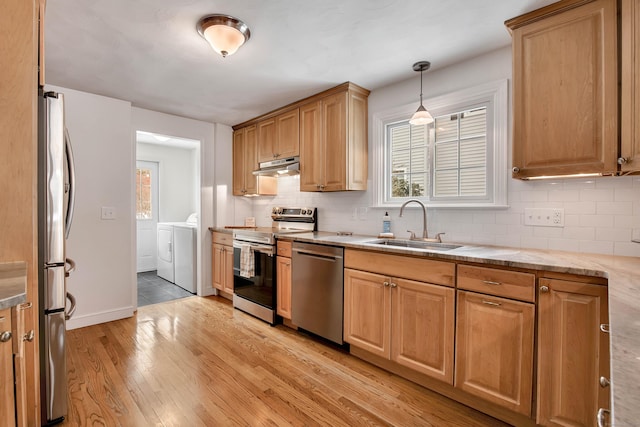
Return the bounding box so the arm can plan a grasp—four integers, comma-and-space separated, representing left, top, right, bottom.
409, 61, 434, 125
197, 14, 250, 58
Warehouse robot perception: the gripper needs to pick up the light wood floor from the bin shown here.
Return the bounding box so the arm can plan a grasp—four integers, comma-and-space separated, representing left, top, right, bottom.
61, 296, 510, 426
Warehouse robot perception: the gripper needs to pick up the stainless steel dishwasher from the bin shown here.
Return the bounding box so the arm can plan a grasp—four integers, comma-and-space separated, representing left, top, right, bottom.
291, 241, 344, 344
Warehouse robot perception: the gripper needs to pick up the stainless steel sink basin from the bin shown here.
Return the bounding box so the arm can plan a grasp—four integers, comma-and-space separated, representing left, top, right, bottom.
364, 239, 462, 251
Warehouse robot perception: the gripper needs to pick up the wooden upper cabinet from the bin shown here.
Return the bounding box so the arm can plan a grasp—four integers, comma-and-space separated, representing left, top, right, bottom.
621, 0, 640, 172
233, 125, 276, 196
300, 83, 369, 192
257, 109, 300, 163
506, 0, 619, 178
455, 290, 534, 416
536, 278, 609, 427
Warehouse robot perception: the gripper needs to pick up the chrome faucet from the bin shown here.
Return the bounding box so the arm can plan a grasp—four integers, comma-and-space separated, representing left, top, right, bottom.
399, 199, 444, 243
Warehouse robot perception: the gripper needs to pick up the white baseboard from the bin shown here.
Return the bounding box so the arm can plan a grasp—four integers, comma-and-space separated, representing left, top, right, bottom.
200, 286, 216, 297
66, 306, 135, 330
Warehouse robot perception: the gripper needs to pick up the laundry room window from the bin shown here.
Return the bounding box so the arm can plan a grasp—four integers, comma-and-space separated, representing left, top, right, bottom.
372, 79, 508, 208
136, 167, 153, 219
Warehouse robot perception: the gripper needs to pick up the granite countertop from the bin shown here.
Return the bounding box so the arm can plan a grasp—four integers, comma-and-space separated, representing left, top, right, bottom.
284, 231, 639, 427
0, 261, 27, 310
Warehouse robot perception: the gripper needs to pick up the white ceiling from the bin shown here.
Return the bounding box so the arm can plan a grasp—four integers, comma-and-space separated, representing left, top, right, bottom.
45, 0, 558, 127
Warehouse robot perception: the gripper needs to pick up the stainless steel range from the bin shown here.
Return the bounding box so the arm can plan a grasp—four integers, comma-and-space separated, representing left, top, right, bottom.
232, 207, 316, 324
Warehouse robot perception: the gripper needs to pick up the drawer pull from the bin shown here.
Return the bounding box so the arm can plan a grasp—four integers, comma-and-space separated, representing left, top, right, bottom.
0, 331, 11, 343
482, 280, 501, 286
600, 324, 610, 334
599, 376, 610, 388
597, 408, 610, 427
540, 285, 549, 293
482, 300, 501, 307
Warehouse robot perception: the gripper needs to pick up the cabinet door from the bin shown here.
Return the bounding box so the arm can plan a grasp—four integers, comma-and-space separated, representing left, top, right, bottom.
232, 130, 245, 195
391, 278, 455, 384
510, 0, 618, 178
455, 291, 534, 416
322, 92, 348, 191
276, 256, 292, 319
212, 243, 224, 290
222, 245, 234, 294
621, 0, 640, 172
343, 268, 390, 358
299, 101, 323, 191
0, 309, 15, 427
243, 125, 258, 195
537, 279, 609, 427
276, 109, 300, 159
257, 118, 277, 163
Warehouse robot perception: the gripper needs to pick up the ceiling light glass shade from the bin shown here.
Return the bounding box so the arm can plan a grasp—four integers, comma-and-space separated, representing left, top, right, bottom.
409, 104, 434, 125
197, 15, 250, 58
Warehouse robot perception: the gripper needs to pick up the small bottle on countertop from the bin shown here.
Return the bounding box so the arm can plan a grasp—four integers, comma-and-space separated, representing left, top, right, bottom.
382, 212, 391, 233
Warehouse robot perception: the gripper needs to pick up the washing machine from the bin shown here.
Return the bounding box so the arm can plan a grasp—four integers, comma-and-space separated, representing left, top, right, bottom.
156, 214, 198, 293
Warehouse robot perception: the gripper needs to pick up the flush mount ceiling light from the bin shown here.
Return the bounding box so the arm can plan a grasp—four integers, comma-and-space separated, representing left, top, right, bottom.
409, 61, 434, 125
197, 14, 250, 58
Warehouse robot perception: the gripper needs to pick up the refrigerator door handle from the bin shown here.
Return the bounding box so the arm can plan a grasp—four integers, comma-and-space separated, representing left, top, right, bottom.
65, 292, 76, 320
64, 128, 76, 239
64, 257, 76, 277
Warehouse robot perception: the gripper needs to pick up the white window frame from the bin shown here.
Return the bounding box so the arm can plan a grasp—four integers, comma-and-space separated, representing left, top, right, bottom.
373, 79, 509, 208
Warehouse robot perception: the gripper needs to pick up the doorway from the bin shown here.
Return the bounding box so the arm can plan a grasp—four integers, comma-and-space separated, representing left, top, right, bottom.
135, 131, 200, 306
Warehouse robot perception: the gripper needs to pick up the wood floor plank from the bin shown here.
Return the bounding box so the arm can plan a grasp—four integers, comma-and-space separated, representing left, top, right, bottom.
61, 296, 510, 426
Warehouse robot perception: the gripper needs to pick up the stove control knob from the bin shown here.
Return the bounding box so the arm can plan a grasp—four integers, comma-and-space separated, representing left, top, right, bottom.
301, 209, 307, 215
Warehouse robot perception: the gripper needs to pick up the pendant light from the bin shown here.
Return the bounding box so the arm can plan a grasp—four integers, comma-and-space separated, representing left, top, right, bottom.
409, 61, 434, 125
197, 14, 251, 58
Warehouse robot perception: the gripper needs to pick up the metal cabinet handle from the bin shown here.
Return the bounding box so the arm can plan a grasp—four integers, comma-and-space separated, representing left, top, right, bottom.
600, 324, 610, 334
597, 408, 610, 427
512, 167, 520, 173
383, 281, 390, 287
618, 157, 629, 165
540, 285, 549, 293
0, 331, 11, 343
599, 376, 610, 388
23, 330, 35, 342
482, 300, 501, 307
483, 280, 501, 286
390, 282, 397, 288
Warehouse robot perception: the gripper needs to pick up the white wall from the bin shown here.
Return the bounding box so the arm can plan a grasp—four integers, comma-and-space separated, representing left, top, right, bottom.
249, 47, 640, 258
132, 108, 217, 297
136, 142, 197, 222
46, 85, 136, 329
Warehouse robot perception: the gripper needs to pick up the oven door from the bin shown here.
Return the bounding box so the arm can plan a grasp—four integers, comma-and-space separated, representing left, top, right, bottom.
232, 242, 276, 309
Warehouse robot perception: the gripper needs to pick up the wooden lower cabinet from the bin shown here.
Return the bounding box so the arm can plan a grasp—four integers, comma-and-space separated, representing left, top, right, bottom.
212, 243, 233, 294
536, 278, 609, 427
344, 268, 455, 384
276, 256, 292, 319
455, 290, 535, 416
0, 309, 15, 427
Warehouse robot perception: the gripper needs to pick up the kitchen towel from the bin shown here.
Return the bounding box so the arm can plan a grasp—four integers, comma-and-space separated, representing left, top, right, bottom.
240, 244, 254, 278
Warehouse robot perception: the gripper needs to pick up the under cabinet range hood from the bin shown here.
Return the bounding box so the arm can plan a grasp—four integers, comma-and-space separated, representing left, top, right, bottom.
253, 156, 299, 177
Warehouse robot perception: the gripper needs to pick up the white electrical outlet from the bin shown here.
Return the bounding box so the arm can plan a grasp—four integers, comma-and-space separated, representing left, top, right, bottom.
524, 208, 564, 227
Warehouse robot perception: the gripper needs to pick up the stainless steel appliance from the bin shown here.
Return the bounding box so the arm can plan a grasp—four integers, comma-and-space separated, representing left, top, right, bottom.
291, 242, 344, 344
252, 156, 299, 177
232, 207, 316, 324
37, 89, 77, 425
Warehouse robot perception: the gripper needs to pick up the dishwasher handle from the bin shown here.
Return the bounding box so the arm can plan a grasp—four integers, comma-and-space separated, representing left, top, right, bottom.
292, 248, 343, 261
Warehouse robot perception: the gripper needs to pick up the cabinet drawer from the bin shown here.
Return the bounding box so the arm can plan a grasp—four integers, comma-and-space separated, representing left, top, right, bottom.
212, 232, 233, 246
276, 240, 292, 257
457, 265, 535, 302
345, 249, 455, 287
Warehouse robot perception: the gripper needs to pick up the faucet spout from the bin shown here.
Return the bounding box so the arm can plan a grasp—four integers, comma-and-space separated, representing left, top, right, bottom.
399, 199, 428, 239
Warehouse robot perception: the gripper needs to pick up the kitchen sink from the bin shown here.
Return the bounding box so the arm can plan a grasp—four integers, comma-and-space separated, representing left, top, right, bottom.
364, 239, 462, 251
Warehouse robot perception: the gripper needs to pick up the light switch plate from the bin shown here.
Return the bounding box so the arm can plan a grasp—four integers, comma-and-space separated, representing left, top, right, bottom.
101, 206, 116, 220
524, 208, 564, 227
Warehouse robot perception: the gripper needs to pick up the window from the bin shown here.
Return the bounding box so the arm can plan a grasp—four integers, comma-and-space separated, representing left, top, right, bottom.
373, 80, 508, 208
136, 167, 152, 219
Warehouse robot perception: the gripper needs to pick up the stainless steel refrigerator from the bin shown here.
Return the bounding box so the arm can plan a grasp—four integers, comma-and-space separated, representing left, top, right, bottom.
37, 89, 77, 426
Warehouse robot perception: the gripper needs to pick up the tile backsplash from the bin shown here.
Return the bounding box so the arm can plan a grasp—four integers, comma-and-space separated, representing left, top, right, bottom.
249, 174, 640, 257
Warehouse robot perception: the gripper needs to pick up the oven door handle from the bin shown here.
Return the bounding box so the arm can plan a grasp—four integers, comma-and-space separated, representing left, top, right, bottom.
233, 242, 275, 255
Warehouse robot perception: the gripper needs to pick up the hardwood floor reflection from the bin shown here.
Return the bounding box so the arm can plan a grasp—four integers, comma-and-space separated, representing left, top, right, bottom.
62, 296, 510, 426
